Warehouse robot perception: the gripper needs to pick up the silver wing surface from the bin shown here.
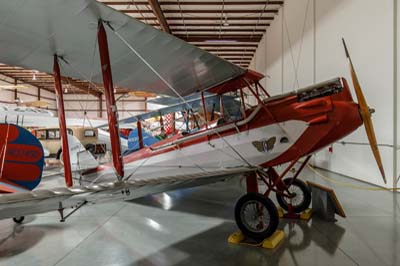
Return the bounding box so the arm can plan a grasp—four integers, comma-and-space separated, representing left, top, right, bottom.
0, 167, 255, 220
0, 0, 245, 97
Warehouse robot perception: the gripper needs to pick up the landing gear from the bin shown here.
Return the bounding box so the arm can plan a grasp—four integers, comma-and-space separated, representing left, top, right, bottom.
234, 155, 313, 241
13, 216, 25, 224
234, 193, 279, 241
276, 178, 311, 213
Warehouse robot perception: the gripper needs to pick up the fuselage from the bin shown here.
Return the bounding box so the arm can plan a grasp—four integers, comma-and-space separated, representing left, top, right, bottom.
84, 77, 362, 183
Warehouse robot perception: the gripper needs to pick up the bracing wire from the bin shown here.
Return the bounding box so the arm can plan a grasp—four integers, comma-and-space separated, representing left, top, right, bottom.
241, 0, 270, 68
82, 31, 100, 118
282, 0, 311, 91
218, 0, 225, 45
292, 0, 311, 90
130, 0, 148, 25
177, 0, 188, 39
108, 24, 256, 169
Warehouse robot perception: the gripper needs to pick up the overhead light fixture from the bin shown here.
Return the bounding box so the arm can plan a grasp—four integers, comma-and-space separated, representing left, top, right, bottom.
223, 14, 229, 26
15, 97, 23, 104
32, 70, 38, 81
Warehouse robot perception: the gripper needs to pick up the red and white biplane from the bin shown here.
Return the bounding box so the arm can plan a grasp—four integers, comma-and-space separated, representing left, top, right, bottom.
0, 0, 385, 240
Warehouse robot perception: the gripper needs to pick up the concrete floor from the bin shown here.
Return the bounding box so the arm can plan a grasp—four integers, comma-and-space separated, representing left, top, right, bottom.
0, 167, 399, 266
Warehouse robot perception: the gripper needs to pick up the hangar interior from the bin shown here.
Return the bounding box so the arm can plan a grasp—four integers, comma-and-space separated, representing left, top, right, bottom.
0, 0, 399, 266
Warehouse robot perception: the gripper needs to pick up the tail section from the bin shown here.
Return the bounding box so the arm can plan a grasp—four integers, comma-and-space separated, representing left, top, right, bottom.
61, 134, 99, 172
0, 124, 44, 193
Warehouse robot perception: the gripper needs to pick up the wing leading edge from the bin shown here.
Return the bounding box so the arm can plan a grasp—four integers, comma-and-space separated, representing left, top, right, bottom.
0, 0, 246, 97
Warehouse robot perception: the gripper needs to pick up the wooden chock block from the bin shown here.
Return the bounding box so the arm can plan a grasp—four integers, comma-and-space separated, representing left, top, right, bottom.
262, 230, 285, 249
228, 231, 245, 244
300, 208, 313, 220
278, 207, 284, 218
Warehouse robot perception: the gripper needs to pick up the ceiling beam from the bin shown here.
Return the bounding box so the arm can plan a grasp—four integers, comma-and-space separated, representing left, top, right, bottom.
203, 48, 256, 52
129, 16, 275, 21
169, 23, 270, 27
223, 58, 252, 61
147, 0, 171, 33
178, 34, 263, 37
172, 28, 266, 33
196, 43, 258, 47
65, 79, 102, 97
0, 72, 102, 97
123, 9, 278, 14
212, 53, 254, 57
166, 16, 274, 21
102, 1, 284, 5
0, 75, 55, 94
177, 35, 262, 42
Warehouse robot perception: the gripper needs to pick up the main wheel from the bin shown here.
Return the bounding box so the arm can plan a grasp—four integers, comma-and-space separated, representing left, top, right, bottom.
276, 178, 311, 213
234, 193, 279, 241
13, 216, 25, 224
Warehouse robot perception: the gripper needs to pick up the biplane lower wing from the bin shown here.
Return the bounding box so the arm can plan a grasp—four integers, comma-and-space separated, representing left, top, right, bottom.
0, 166, 256, 220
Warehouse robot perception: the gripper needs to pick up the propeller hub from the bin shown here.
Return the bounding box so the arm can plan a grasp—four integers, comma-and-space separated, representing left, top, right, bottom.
369, 107, 375, 115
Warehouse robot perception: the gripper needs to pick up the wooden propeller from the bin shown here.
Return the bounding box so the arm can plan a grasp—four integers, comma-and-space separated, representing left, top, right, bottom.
342, 38, 386, 184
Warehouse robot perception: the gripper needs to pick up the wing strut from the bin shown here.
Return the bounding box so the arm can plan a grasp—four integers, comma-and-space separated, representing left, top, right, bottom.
53, 55, 73, 187
98, 21, 124, 179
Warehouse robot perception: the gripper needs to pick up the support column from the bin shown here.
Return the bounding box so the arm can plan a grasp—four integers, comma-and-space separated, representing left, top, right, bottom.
239, 88, 247, 119
98, 21, 124, 179
14, 79, 17, 102
172, 112, 176, 133
201, 92, 208, 129
159, 112, 164, 131
137, 120, 144, 149
53, 55, 73, 187
98, 94, 103, 118
219, 94, 225, 118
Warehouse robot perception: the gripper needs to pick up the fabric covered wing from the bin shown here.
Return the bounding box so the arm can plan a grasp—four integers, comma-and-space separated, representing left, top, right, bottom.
0, 0, 245, 97
0, 167, 255, 219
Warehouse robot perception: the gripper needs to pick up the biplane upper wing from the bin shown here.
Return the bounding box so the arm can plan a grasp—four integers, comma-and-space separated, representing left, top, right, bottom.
0, 166, 256, 219
0, 0, 245, 97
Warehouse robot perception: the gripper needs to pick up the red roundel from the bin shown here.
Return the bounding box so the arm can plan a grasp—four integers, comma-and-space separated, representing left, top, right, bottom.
0, 124, 44, 191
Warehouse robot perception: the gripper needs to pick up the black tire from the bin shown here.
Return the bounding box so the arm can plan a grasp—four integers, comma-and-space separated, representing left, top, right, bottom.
234, 193, 279, 241
276, 178, 311, 213
13, 216, 25, 224
56, 148, 62, 160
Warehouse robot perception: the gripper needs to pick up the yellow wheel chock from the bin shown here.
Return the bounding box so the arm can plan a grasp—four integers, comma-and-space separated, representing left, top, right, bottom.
228, 230, 285, 250
278, 207, 313, 221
